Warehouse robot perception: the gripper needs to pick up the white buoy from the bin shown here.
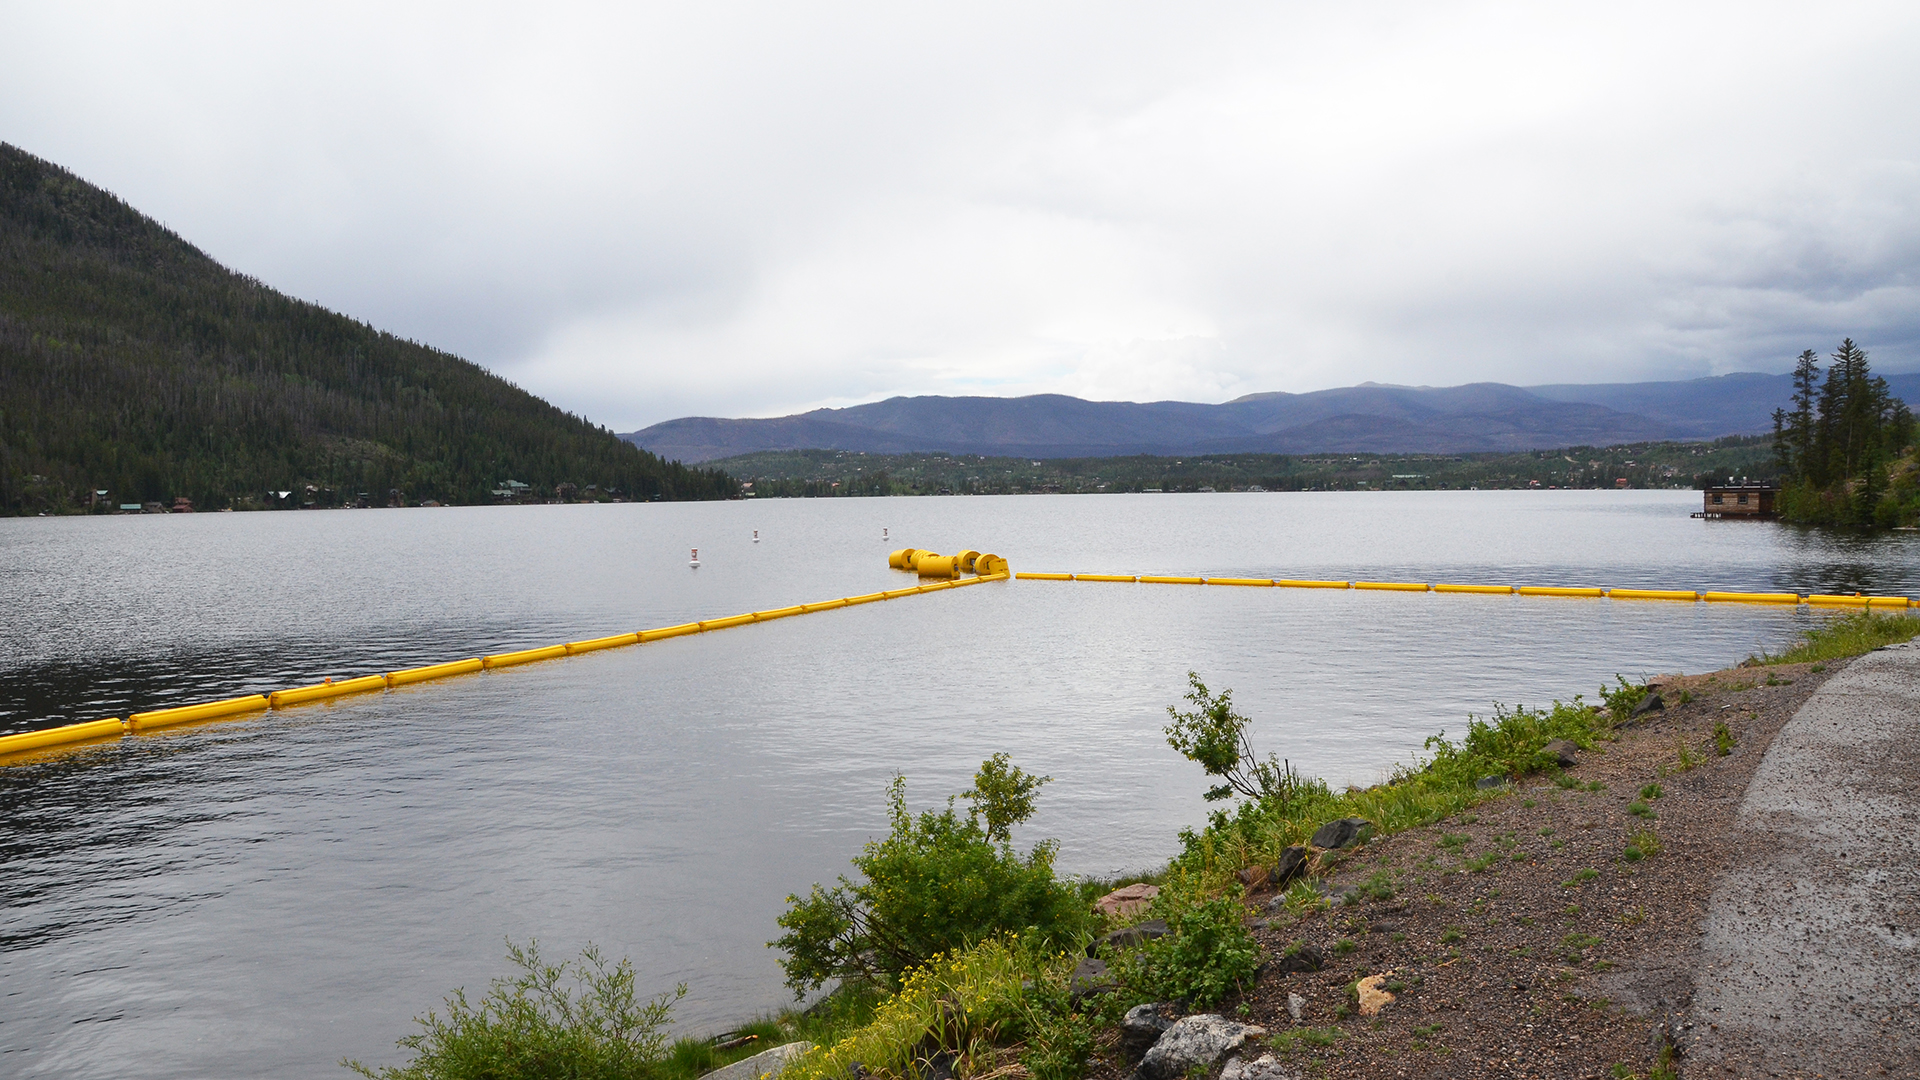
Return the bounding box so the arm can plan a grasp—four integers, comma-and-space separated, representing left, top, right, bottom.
753, 530, 760, 543
882, 527, 889, 542
690, 547, 700, 567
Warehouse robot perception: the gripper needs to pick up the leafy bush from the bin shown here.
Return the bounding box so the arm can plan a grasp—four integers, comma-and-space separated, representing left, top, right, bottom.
344, 941, 683, 1080
773, 763, 1095, 994
1110, 882, 1261, 1007
1599, 677, 1648, 721
1164, 672, 1304, 805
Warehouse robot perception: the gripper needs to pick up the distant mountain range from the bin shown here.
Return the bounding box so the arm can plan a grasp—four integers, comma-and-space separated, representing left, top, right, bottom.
624, 372, 1920, 463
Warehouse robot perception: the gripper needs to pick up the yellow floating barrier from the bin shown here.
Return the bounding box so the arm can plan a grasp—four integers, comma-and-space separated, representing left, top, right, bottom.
1077, 574, 1137, 583
841, 591, 889, 607
1433, 584, 1514, 595
269, 674, 389, 706
1140, 575, 1206, 585
386, 658, 483, 687
1701, 591, 1802, 605
640, 622, 702, 642
904, 549, 928, 571
1205, 577, 1275, 587
1517, 586, 1605, 598
130, 694, 270, 731
881, 587, 922, 600
954, 550, 981, 573
975, 554, 1009, 576
697, 614, 757, 631
1275, 579, 1351, 589
1354, 581, 1430, 592
918, 579, 962, 592
1608, 589, 1701, 602
0, 718, 126, 756
980, 570, 1011, 581
1868, 596, 1913, 609
567, 632, 641, 654
1015, 572, 1074, 581
887, 548, 919, 570
1805, 594, 1872, 607
483, 645, 569, 670
917, 555, 960, 579
754, 605, 808, 622
801, 599, 849, 613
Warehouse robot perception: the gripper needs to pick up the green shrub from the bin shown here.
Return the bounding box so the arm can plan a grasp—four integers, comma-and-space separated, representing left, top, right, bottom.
1110, 884, 1261, 1007
344, 941, 682, 1080
1713, 722, 1736, 756
772, 765, 1095, 995
1599, 677, 1648, 722
1164, 672, 1305, 805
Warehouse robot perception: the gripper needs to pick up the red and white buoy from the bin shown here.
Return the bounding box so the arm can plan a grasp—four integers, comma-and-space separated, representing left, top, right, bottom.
752, 530, 760, 543
689, 547, 700, 567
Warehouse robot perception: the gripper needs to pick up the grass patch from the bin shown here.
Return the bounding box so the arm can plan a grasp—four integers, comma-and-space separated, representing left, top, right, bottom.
1754, 611, 1920, 665
1271, 1026, 1343, 1052
1713, 722, 1736, 756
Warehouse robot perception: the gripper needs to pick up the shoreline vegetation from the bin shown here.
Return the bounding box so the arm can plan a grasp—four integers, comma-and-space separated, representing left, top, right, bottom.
346, 610, 1920, 1080
716, 438, 1775, 499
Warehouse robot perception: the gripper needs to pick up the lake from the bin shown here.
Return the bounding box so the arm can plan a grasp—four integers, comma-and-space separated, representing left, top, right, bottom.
2, 491, 1914, 1077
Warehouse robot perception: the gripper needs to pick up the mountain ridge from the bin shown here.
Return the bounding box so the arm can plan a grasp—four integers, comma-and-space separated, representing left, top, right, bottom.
0, 142, 736, 513
624, 372, 1920, 463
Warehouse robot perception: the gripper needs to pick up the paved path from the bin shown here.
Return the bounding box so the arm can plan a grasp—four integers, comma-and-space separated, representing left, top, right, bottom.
1685, 644, 1920, 1077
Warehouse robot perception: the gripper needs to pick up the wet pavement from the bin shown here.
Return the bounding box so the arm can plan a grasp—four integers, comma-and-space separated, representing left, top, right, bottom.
1687, 644, 1920, 1077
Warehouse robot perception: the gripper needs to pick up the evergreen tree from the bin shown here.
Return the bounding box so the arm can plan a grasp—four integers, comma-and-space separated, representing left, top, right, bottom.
1774, 339, 1915, 529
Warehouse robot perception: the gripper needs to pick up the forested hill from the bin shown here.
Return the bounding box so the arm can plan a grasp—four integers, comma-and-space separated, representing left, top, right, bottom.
0, 143, 735, 514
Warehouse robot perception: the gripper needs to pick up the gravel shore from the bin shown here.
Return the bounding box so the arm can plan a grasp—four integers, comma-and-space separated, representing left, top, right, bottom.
1089, 655, 1882, 1080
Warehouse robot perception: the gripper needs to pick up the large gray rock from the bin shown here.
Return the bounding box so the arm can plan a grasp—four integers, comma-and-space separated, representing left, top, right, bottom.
1069, 957, 1114, 999
1093, 918, 1169, 955
1542, 738, 1581, 768
704, 1041, 813, 1080
1220, 1054, 1302, 1080
1119, 1002, 1175, 1054
1130, 1015, 1266, 1080
1309, 817, 1371, 850
1630, 692, 1665, 718
1272, 845, 1309, 887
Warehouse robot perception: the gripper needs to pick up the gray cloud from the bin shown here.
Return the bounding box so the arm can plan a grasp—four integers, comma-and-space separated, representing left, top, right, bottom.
5, 1, 1918, 429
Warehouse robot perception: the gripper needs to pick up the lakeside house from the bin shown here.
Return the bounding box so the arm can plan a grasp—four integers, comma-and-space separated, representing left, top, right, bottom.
1697, 484, 1776, 519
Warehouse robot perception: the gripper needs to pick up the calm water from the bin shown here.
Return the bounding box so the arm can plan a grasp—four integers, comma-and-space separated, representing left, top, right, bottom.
2, 491, 1915, 1077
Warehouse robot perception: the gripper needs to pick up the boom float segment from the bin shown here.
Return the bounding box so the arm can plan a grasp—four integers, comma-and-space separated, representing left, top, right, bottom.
269, 674, 388, 706
0, 718, 127, 756
1354, 581, 1430, 592
386, 658, 483, 687
1434, 584, 1515, 594
130, 694, 270, 731
1701, 592, 1801, 605
1608, 589, 1701, 602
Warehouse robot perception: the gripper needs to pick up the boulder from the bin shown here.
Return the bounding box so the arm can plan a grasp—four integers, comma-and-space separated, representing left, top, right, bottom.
1272, 845, 1309, 887
1220, 1054, 1302, 1080
1542, 738, 1581, 768
1119, 1003, 1175, 1055
1096, 883, 1161, 919
1474, 775, 1508, 790
1092, 919, 1170, 956
1273, 942, 1326, 974
1236, 865, 1270, 888
1069, 957, 1114, 1000
1309, 817, 1372, 850
704, 1041, 815, 1080
1286, 991, 1307, 1023
1630, 692, 1666, 718
1131, 1015, 1266, 1080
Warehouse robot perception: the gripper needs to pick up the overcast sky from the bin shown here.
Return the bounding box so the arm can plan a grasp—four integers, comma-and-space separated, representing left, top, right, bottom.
5, 2, 1919, 430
